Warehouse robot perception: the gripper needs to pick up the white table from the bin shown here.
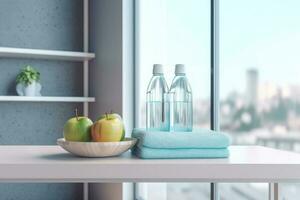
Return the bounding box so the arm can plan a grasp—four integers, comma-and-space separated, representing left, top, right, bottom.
0, 145, 300, 200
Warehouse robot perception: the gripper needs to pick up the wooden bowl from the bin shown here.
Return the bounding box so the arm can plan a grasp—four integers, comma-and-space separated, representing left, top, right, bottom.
57, 138, 137, 157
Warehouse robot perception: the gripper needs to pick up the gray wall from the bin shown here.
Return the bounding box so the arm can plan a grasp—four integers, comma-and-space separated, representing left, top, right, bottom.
89, 0, 124, 199
89, 0, 123, 121
0, 0, 84, 199
89, 0, 135, 199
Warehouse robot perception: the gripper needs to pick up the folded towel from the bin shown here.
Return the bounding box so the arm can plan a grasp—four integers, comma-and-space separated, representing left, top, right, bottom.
132, 128, 231, 149
132, 146, 229, 159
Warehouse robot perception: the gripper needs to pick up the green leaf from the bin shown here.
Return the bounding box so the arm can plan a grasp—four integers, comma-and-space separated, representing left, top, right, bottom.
16, 65, 40, 85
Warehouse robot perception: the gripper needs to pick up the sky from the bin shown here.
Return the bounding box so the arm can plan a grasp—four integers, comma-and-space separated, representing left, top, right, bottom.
137, 0, 300, 101
220, 0, 300, 98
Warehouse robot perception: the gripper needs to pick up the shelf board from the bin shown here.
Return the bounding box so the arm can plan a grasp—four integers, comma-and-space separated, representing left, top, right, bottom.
0, 96, 95, 102
0, 47, 95, 61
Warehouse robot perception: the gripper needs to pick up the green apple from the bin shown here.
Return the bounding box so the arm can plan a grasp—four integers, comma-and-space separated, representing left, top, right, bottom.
97, 112, 122, 121
63, 109, 93, 142
92, 112, 125, 142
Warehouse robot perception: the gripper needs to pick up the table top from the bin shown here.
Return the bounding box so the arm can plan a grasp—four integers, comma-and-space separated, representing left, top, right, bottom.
1, 145, 300, 182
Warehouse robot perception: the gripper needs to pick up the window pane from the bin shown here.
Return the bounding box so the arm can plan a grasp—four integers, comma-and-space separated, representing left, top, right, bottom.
136, 0, 210, 199
220, 0, 300, 199
136, 0, 210, 129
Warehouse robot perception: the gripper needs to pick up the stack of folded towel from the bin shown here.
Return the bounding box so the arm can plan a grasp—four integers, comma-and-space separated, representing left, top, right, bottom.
132, 128, 231, 159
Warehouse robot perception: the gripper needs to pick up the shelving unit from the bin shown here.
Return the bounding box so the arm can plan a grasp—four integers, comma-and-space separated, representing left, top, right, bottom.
0, 47, 95, 61
0, 96, 95, 102
0, 1, 93, 199
0, 1, 94, 105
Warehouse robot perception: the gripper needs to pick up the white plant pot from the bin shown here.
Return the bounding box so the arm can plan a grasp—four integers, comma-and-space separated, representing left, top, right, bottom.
16, 81, 42, 96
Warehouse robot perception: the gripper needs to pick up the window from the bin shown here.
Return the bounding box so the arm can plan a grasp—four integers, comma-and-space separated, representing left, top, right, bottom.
135, 0, 210, 129
220, 0, 300, 149
135, 0, 300, 199
219, 0, 300, 199
135, 0, 210, 199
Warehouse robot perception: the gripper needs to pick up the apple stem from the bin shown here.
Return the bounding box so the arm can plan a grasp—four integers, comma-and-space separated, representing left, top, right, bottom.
105, 112, 108, 120
75, 108, 79, 121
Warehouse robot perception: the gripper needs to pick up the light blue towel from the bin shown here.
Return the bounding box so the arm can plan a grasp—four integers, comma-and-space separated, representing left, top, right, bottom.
132, 146, 229, 159
132, 128, 231, 149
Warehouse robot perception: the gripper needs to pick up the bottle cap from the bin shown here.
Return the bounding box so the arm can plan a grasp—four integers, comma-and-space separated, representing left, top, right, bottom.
175, 64, 185, 75
153, 64, 163, 75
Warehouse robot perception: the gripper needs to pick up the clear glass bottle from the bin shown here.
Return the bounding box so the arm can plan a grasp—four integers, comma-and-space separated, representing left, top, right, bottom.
169, 64, 193, 131
146, 64, 169, 131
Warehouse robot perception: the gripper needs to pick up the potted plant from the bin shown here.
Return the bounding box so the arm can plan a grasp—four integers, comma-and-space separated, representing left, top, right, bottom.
16, 65, 42, 96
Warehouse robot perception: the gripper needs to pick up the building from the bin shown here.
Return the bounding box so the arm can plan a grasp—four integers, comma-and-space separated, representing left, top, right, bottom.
246, 68, 258, 106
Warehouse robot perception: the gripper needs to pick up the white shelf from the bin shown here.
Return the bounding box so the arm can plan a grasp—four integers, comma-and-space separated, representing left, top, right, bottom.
0, 47, 95, 61
1, 146, 300, 182
0, 96, 95, 102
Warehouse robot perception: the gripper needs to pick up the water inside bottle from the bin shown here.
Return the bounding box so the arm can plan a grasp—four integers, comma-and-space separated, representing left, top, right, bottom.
170, 100, 193, 131
146, 100, 170, 131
